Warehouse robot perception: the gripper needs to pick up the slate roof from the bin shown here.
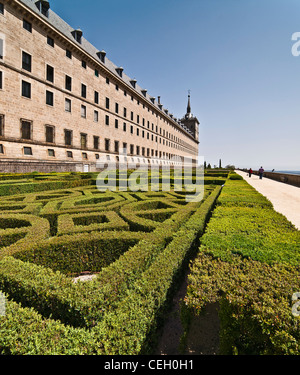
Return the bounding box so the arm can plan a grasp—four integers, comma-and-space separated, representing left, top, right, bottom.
19, 0, 194, 138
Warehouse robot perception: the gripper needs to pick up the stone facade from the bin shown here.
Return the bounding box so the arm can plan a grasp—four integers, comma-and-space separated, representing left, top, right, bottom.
0, 0, 199, 172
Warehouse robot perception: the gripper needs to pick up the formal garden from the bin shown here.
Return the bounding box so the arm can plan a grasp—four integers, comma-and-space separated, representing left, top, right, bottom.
0, 169, 299, 355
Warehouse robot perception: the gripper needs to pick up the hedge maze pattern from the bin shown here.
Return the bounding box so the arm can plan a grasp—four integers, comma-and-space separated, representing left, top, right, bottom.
0, 173, 224, 354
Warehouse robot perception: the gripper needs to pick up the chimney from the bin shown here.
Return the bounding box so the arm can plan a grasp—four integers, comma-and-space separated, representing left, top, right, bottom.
157, 96, 161, 104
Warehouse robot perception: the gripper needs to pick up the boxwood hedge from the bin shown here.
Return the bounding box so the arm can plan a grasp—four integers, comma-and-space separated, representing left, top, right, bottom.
184, 178, 300, 355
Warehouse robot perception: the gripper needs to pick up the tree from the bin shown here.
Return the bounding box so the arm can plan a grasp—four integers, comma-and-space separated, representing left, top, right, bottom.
225, 164, 235, 170
204, 161, 207, 169
219, 159, 222, 168
207, 163, 212, 169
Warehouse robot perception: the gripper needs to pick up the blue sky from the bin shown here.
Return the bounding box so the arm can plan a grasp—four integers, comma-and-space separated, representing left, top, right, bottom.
51, 0, 300, 171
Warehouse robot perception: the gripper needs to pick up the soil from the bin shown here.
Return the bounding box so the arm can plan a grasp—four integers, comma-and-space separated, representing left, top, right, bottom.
154, 271, 220, 355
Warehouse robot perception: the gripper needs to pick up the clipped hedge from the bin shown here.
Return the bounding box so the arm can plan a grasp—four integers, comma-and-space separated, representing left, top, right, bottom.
0, 187, 219, 333
91, 185, 222, 354
184, 178, 300, 355
0, 297, 100, 355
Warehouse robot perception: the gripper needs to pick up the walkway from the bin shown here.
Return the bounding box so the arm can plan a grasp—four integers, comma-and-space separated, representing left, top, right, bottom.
235, 170, 300, 230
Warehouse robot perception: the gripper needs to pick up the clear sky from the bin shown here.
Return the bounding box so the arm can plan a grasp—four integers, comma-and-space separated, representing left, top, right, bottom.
50, 0, 300, 171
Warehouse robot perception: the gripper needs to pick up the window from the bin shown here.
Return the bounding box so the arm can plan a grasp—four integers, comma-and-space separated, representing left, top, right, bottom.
0, 71, 2, 89
137, 115, 140, 124
106, 77, 109, 84
81, 105, 86, 118
105, 97, 110, 109
23, 19, 32, 33
67, 150, 73, 158
82, 152, 87, 159
114, 141, 119, 153
105, 115, 109, 126
47, 36, 54, 47
136, 128, 139, 136
66, 49, 72, 59
130, 144, 134, 155
0, 114, 4, 136
136, 146, 140, 155
80, 133, 87, 149
0, 38, 4, 60
37, 1, 50, 17
82, 60, 86, 69
21, 120, 32, 140
46, 65, 54, 82
93, 136, 99, 150
81, 84, 86, 98
95, 69, 99, 77
46, 90, 53, 106
123, 107, 127, 118
73, 30, 82, 44
123, 142, 127, 153
130, 125, 133, 134
23, 146, 32, 156
94, 110, 99, 122
65, 75, 72, 91
45, 125, 54, 143
131, 111, 134, 121
123, 122, 126, 132
64, 129, 72, 146
115, 103, 119, 114
0, 3, 4, 15
94, 91, 99, 104
115, 119, 118, 129
95, 154, 99, 160
22, 81, 31, 98
115, 84, 119, 91
105, 138, 110, 151
48, 149, 55, 157
65, 98, 71, 112
22, 51, 31, 72
0, 144, 3, 154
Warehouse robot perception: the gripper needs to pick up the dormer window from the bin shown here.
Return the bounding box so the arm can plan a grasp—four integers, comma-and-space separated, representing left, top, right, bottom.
35, 1, 50, 18
130, 79, 137, 89
141, 89, 147, 97
72, 29, 82, 44
150, 97, 155, 104
116, 67, 123, 77
97, 50, 106, 63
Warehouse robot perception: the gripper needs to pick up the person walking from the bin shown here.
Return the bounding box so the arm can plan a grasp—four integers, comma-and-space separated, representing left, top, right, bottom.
259, 166, 264, 179
248, 168, 253, 177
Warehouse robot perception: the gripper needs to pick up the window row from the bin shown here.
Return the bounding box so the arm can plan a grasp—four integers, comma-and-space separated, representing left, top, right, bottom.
0, 113, 188, 153
0, 142, 181, 166
18, 16, 182, 133
0, 117, 183, 160
17, 79, 185, 146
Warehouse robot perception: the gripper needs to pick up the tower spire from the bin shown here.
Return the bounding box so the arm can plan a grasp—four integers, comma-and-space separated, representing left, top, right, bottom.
187, 95, 191, 114
186, 90, 191, 119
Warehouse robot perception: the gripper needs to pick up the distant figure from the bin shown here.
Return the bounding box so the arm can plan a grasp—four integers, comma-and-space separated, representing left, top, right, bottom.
272, 169, 275, 172
259, 166, 264, 179
248, 168, 253, 177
